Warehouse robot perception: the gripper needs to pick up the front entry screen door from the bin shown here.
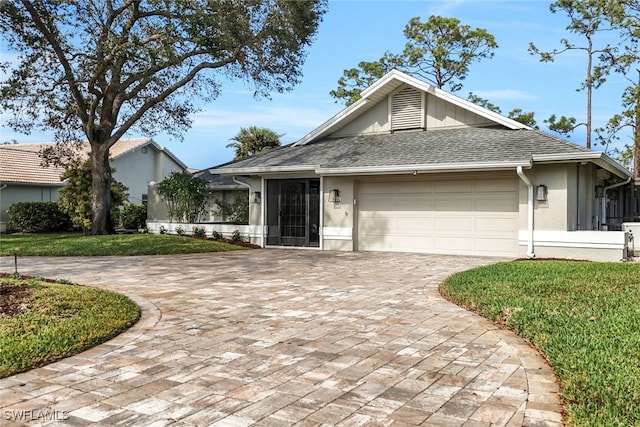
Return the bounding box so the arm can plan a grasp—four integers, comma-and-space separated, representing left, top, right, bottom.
266, 179, 319, 247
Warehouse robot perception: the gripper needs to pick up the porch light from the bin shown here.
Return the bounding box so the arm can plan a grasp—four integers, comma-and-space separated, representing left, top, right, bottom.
535, 184, 548, 201
328, 189, 341, 203
252, 191, 261, 203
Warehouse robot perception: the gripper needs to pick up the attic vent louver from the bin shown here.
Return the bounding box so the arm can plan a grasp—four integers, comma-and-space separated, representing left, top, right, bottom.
391, 87, 423, 131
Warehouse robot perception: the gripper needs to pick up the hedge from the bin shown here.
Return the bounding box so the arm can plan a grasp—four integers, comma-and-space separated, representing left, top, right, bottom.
7, 202, 72, 232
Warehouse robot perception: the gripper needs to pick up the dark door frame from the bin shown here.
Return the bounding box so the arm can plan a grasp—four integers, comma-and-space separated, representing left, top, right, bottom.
265, 178, 320, 247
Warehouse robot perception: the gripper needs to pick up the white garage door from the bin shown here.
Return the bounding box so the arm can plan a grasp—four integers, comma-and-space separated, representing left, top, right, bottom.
356, 177, 519, 257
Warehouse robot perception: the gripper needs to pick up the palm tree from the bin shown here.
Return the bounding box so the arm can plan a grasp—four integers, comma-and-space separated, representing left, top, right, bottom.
227, 126, 283, 160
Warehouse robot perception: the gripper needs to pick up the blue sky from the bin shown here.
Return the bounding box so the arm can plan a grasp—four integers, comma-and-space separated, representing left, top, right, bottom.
0, 0, 633, 170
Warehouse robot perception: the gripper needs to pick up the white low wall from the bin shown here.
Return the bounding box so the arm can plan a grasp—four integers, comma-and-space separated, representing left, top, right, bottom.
518, 230, 630, 262
146, 220, 262, 246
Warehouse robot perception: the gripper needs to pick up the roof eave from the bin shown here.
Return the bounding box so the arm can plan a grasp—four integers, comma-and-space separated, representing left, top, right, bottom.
317, 161, 533, 176
0, 181, 66, 187
212, 165, 317, 175
533, 152, 631, 179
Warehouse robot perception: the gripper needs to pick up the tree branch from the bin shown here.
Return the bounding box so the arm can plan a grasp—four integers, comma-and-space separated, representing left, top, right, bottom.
20, 0, 89, 124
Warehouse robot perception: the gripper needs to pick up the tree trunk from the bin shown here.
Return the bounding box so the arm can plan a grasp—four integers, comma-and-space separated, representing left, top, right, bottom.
89, 142, 114, 235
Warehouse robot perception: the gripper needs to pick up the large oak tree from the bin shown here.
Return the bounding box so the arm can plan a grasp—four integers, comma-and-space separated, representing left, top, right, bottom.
0, 0, 326, 234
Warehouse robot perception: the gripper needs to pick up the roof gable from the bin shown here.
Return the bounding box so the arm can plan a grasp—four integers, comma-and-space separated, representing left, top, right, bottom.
294, 70, 530, 146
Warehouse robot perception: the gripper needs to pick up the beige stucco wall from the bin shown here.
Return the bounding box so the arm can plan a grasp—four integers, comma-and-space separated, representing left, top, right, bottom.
322, 176, 355, 250
518, 163, 600, 233
518, 164, 570, 232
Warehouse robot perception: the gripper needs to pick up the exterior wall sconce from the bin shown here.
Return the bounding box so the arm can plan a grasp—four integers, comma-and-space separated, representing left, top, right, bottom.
252, 191, 261, 204
535, 184, 548, 201
328, 189, 341, 203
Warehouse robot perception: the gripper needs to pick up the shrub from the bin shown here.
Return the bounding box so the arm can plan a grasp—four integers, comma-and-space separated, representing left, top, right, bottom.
175, 225, 184, 235
192, 226, 206, 238
215, 191, 249, 224
57, 160, 128, 233
231, 229, 242, 243
211, 230, 223, 240
120, 204, 147, 229
7, 202, 72, 232
155, 172, 209, 223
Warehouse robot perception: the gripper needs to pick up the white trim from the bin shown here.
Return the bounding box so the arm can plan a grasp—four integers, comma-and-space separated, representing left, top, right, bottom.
322, 227, 352, 241
317, 161, 532, 176
518, 230, 628, 250
260, 177, 266, 248
516, 166, 535, 258
319, 176, 325, 250
146, 221, 262, 241
533, 152, 631, 179
212, 165, 317, 175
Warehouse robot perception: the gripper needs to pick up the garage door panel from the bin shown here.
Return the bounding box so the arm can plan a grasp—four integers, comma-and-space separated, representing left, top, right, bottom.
434, 216, 473, 233
357, 177, 518, 257
435, 180, 472, 193
359, 194, 392, 211
360, 182, 398, 194
393, 235, 435, 252
394, 217, 433, 234
476, 179, 517, 192
474, 217, 517, 233
434, 236, 468, 251
435, 198, 473, 211
396, 197, 433, 211
474, 238, 518, 254
475, 197, 517, 212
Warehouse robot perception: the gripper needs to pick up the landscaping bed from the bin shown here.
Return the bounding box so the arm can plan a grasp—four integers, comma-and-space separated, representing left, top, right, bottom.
0, 274, 140, 378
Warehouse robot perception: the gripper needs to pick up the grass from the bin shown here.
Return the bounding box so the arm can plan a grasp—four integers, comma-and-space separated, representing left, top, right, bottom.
0, 232, 248, 256
0, 275, 140, 378
440, 260, 640, 427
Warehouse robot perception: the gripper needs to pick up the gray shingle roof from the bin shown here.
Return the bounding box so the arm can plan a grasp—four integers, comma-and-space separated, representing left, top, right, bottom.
193, 169, 249, 189
214, 127, 592, 172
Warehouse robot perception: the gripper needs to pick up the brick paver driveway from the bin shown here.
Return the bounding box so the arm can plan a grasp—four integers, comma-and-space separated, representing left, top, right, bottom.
0, 250, 562, 426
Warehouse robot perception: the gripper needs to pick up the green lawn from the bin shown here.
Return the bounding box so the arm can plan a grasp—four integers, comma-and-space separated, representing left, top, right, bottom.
0, 232, 248, 256
440, 260, 640, 427
0, 274, 140, 378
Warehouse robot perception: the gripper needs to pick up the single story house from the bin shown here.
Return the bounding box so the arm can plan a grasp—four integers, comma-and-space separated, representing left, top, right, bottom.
0, 138, 187, 232
209, 70, 633, 261
0, 145, 66, 232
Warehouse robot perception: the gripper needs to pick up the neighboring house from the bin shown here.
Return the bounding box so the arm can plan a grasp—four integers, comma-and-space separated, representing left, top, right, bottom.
0, 145, 66, 232
0, 138, 187, 231
209, 70, 634, 261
